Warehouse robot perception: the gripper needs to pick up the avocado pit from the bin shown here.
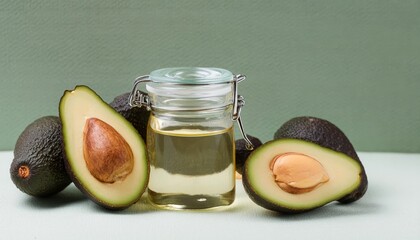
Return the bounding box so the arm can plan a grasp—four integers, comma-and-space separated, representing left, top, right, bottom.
83, 118, 134, 183
269, 153, 329, 194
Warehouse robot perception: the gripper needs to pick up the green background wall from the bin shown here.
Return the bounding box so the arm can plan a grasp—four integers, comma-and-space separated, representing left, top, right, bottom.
1, 0, 419, 152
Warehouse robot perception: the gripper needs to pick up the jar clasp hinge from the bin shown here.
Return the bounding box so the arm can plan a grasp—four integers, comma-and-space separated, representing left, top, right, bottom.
233, 74, 254, 150
129, 75, 152, 111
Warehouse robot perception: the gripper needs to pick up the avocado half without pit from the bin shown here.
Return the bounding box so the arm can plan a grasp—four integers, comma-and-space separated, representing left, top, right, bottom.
59, 85, 149, 210
242, 116, 368, 213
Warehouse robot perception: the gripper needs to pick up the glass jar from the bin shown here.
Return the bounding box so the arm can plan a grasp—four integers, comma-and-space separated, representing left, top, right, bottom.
129, 67, 253, 210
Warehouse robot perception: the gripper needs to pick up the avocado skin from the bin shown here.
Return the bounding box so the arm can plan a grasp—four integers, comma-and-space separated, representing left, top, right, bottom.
235, 135, 262, 175
10, 116, 71, 197
109, 92, 150, 142
273, 116, 368, 203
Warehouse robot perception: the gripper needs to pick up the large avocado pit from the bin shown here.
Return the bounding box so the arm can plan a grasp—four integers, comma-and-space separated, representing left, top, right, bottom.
270, 153, 329, 194
83, 118, 134, 183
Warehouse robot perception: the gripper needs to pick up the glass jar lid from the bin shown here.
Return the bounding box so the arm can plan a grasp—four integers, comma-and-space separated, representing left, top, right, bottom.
129, 68, 255, 149
149, 67, 233, 84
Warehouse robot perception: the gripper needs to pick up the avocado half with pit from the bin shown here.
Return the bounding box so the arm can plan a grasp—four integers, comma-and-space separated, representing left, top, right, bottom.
60, 85, 149, 210
242, 116, 368, 213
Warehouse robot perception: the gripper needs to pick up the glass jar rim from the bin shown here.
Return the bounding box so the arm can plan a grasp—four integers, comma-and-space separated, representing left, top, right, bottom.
149, 67, 233, 84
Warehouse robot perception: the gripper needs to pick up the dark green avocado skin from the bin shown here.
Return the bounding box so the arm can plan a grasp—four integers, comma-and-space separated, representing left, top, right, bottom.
109, 92, 150, 142
235, 135, 263, 175
10, 116, 71, 197
273, 116, 368, 203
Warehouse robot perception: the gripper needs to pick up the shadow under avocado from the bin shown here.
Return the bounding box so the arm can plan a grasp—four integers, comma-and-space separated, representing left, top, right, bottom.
24, 184, 87, 209
257, 200, 382, 221
91, 194, 161, 215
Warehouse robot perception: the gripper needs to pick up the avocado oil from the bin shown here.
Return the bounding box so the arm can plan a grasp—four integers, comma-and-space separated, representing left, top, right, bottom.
147, 125, 235, 210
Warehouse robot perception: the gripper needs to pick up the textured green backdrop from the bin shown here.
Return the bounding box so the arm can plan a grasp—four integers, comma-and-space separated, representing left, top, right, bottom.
1, 0, 419, 152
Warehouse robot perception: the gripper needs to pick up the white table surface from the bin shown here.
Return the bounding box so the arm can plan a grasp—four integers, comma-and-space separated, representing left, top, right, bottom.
1, 151, 420, 240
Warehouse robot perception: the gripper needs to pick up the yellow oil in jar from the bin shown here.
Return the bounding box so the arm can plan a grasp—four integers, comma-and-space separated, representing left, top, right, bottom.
146, 124, 235, 209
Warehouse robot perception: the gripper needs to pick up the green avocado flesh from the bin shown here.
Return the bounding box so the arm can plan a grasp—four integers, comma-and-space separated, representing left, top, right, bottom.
60, 86, 149, 210
243, 139, 363, 213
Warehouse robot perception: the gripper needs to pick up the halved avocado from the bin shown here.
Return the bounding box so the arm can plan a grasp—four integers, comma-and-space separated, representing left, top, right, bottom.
243, 116, 368, 213
60, 85, 149, 210
274, 116, 368, 204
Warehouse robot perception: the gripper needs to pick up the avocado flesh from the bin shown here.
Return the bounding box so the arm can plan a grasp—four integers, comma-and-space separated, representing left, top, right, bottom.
10, 116, 71, 197
243, 139, 361, 213
60, 86, 149, 209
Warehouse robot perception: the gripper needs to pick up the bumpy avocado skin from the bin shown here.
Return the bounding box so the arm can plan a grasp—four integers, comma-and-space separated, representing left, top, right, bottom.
235, 135, 263, 175
109, 92, 150, 142
273, 116, 368, 203
10, 116, 71, 197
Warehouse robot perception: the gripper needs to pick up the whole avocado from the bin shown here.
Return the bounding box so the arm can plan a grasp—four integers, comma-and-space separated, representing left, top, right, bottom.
235, 135, 263, 175
109, 92, 150, 142
10, 116, 71, 197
